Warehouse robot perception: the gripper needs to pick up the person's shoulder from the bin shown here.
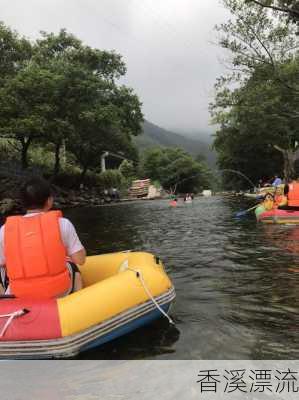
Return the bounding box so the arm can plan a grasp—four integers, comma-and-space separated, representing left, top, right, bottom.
60, 216, 71, 222
59, 217, 77, 232
0, 224, 5, 240
59, 217, 74, 226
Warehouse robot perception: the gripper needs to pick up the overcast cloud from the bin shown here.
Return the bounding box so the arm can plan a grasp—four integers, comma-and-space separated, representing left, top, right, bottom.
0, 0, 229, 137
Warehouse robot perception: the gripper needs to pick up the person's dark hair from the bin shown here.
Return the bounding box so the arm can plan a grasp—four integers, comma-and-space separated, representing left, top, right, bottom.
20, 177, 52, 209
265, 192, 274, 200
284, 184, 289, 195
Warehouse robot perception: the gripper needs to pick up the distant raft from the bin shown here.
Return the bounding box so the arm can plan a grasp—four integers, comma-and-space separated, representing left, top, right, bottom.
0, 252, 175, 359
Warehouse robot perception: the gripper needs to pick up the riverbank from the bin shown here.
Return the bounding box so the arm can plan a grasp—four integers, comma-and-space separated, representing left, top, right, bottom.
0, 175, 164, 218
0, 175, 121, 216
0, 173, 211, 217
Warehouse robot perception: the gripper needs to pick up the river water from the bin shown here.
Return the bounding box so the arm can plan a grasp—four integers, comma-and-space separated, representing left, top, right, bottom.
65, 196, 299, 360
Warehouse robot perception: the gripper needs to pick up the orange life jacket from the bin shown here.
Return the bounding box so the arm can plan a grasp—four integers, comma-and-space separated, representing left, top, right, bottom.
4, 210, 70, 299
274, 194, 288, 207
287, 182, 299, 206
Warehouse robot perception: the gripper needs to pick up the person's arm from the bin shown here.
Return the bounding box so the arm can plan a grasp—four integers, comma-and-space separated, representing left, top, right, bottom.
60, 218, 86, 265
70, 248, 86, 265
0, 226, 5, 294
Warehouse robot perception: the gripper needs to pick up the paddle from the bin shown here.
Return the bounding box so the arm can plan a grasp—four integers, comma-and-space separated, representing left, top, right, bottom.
235, 204, 260, 218
235, 184, 281, 218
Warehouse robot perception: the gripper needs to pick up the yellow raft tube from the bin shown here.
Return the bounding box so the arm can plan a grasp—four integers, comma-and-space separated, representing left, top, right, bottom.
0, 252, 175, 359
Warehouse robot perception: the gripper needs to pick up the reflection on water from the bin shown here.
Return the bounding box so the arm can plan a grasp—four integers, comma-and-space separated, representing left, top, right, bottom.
65, 197, 299, 360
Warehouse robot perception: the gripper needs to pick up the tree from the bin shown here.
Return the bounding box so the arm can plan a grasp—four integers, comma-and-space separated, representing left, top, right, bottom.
141, 147, 213, 193
245, 1, 299, 22
34, 30, 142, 178
119, 159, 136, 181
33, 30, 131, 177
0, 23, 32, 86
68, 100, 140, 182
211, 1, 299, 182
213, 118, 284, 189
0, 23, 34, 167
0, 25, 143, 175
217, 60, 298, 179
32, 30, 81, 176
214, 0, 297, 86
99, 170, 124, 189
0, 63, 58, 168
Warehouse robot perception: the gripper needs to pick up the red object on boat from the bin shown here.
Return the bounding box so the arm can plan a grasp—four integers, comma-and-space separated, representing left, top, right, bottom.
257, 209, 299, 224
0, 298, 61, 341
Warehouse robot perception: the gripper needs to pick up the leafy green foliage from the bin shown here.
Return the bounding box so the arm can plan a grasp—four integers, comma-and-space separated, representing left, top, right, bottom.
119, 159, 136, 182
98, 170, 125, 189
211, 1, 299, 186
245, 1, 299, 23
0, 25, 143, 182
0, 63, 59, 167
141, 147, 213, 193
214, 0, 297, 81
0, 23, 32, 86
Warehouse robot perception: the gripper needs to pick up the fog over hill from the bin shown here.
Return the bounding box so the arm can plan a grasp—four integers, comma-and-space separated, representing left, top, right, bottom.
175, 128, 214, 144
134, 121, 216, 167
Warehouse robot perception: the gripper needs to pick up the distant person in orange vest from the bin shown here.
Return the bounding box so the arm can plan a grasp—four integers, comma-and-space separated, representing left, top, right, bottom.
286, 180, 299, 207
0, 177, 86, 298
169, 198, 178, 207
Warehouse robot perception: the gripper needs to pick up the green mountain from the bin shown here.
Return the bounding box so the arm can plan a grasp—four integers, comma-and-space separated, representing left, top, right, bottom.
135, 120, 216, 167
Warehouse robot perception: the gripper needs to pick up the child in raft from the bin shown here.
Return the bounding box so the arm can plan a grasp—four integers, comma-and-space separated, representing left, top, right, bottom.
275, 184, 289, 208
263, 193, 275, 210
0, 177, 86, 298
263, 186, 289, 211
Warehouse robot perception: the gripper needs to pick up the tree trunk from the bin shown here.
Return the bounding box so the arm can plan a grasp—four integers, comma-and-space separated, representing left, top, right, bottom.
80, 166, 88, 184
20, 138, 31, 169
283, 150, 296, 181
273, 145, 297, 181
53, 142, 61, 177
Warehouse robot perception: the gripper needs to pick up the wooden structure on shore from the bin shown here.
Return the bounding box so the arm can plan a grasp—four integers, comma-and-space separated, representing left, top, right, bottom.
129, 179, 151, 198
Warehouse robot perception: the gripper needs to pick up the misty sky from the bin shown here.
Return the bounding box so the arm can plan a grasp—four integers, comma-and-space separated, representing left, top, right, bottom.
0, 0, 230, 136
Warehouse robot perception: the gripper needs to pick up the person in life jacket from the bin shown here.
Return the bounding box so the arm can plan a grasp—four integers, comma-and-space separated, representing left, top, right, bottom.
263, 193, 275, 211
286, 181, 299, 207
275, 184, 289, 208
0, 178, 86, 299
169, 198, 178, 207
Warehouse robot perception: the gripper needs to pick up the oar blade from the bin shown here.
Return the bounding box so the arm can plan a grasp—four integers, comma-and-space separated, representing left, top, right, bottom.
235, 210, 248, 218
235, 203, 259, 218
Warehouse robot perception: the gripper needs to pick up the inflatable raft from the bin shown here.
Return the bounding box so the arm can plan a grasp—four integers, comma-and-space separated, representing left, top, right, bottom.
0, 252, 175, 359
255, 205, 299, 224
